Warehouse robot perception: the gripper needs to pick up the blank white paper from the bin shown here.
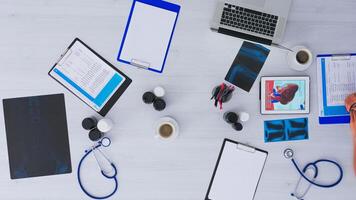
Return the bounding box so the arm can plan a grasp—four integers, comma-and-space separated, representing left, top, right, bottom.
119, 1, 177, 71
208, 142, 267, 200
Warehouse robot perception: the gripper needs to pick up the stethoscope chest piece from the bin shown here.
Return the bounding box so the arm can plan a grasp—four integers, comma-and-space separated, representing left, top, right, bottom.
284, 148, 294, 159
100, 137, 111, 147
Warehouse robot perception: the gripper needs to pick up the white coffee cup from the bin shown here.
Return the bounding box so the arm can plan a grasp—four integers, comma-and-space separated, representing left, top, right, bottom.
287, 46, 313, 71
155, 117, 179, 141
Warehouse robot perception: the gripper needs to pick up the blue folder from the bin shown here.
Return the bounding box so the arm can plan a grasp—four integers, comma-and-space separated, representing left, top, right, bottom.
317, 54, 355, 124
117, 0, 180, 73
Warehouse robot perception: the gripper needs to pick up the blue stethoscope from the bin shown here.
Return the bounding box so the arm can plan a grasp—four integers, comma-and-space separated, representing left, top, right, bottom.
283, 148, 343, 200
77, 137, 118, 199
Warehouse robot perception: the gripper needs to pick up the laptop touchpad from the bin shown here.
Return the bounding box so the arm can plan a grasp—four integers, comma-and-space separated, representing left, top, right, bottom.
241, 0, 266, 7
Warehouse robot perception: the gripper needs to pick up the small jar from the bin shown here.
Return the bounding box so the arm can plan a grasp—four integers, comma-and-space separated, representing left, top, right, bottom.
223, 112, 238, 124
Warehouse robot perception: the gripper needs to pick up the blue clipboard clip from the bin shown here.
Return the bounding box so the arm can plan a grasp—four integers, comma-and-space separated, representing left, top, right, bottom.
318, 53, 356, 60
330, 54, 352, 61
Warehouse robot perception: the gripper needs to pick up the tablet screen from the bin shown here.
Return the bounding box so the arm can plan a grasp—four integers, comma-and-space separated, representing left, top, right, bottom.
261, 77, 310, 114
49, 39, 129, 114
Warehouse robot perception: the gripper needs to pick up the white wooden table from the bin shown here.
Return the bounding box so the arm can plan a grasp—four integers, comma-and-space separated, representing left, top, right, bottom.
0, 0, 355, 199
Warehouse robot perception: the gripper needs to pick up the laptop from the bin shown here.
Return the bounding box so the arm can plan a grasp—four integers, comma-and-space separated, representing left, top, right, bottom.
211, 0, 292, 46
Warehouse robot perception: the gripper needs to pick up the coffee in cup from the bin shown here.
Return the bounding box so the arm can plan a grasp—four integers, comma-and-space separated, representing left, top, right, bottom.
296, 50, 310, 64
159, 123, 174, 138
287, 46, 313, 71
155, 117, 179, 141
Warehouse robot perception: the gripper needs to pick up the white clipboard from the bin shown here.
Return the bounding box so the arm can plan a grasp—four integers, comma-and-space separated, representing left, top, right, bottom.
117, 0, 180, 73
205, 139, 268, 200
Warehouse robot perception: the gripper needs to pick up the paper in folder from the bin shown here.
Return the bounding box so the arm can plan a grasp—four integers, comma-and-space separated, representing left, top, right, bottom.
317, 53, 356, 124
205, 139, 268, 200
117, 0, 180, 73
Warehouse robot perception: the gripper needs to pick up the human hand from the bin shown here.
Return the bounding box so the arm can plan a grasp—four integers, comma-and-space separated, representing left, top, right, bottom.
345, 93, 356, 175
351, 112, 356, 176
346, 93, 356, 139
345, 93, 356, 112
345, 97, 356, 175
350, 111, 356, 139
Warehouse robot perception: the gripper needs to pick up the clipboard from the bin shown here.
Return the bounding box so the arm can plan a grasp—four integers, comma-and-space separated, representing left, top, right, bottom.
205, 139, 268, 200
317, 53, 356, 124
49, 38, 132, 116
117, 0, 180, 73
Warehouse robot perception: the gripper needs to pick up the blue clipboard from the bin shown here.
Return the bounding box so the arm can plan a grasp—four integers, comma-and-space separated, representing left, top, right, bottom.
117, 0, 180, 73
317, 54, 356, 124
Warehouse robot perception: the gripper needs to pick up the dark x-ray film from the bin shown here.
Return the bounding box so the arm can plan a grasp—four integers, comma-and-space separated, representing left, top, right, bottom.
225, 41, 270, 92
3, 94, 72, 179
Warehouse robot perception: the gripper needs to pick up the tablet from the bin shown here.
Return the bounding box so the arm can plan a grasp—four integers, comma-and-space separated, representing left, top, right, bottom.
49, 38, 132, 116
260, 76, 310, 114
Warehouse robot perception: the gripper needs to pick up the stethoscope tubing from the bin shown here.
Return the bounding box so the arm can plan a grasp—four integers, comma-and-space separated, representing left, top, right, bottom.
77, 143, 118, 199
291, 165, 316, 200
291, 158, 343, 188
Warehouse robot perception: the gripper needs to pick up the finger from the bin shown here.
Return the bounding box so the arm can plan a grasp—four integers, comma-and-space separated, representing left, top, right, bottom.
345, 93, 356, 111
350, 112, 356, 126
351, 111, 356, 123
346, 100, 352, 112
353, 144, 356, 176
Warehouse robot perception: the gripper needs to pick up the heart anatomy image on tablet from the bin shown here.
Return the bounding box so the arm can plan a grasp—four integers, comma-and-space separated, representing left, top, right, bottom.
261, 77, 310, 114
268, 81, 303, 108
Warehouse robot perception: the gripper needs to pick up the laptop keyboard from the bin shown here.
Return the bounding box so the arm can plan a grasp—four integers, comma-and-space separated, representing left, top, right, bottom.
220, 3, 278, 37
